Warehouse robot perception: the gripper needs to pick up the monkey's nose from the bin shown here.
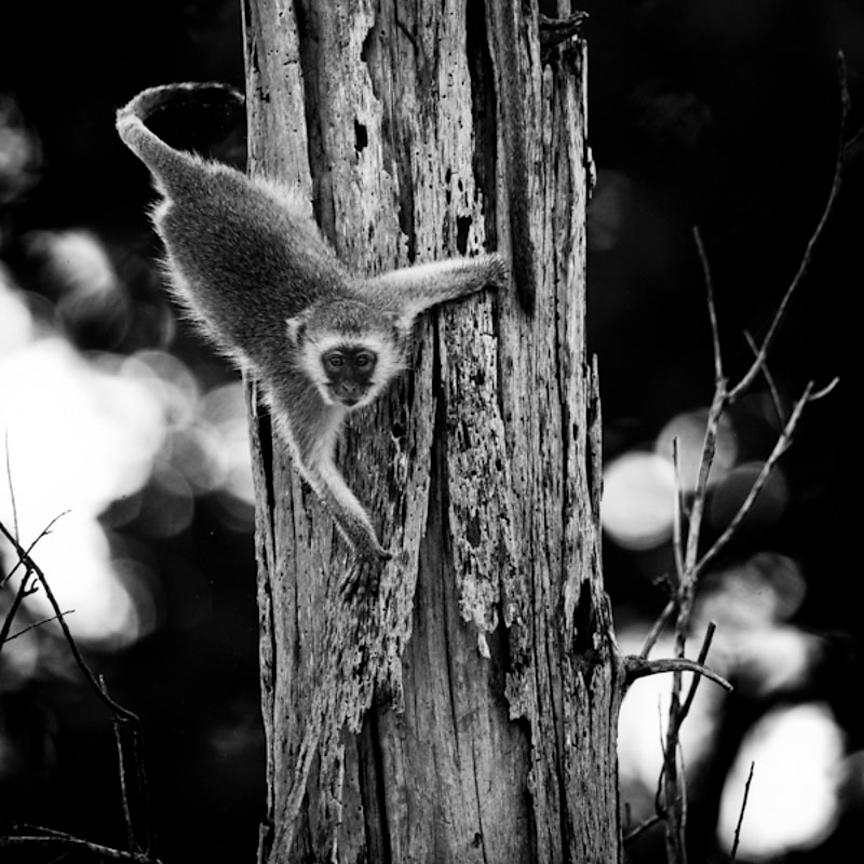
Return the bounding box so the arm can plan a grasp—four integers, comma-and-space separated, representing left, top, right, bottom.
334, 382, 363, 406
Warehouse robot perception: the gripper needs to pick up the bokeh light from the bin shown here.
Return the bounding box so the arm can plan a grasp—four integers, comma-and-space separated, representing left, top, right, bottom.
693, 552, 816, 698
655, 409, 738, 493
602, 451, 675, 549
697, 552, 806, 629
0, 92, 41, 204
0, 236, 253, 653
0, 327, 165, 646
717, 703, 844, 858
618, 550, 827, 843
26, 229, 119, 305
199, 382, 255, 505
617, 628, 725, 816
0, 266, 36, 350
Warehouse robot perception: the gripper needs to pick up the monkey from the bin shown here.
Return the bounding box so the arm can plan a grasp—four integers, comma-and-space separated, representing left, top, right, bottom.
115, 82, 507, 568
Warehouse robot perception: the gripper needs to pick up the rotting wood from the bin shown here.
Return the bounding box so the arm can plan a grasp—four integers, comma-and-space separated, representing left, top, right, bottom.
244, 1, 622, 861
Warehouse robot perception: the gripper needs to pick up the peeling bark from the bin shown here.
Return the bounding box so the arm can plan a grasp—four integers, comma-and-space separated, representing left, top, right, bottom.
244, 1, 622, 861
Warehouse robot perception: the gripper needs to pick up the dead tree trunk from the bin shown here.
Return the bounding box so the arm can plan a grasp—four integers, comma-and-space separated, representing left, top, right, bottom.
243, 1, 622, 861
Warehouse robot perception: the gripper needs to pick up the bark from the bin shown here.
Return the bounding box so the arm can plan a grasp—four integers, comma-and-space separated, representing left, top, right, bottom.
243, 1, 622, 861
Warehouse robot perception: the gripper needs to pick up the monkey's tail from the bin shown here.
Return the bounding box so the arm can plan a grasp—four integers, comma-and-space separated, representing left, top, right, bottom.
116, 82, 244, 189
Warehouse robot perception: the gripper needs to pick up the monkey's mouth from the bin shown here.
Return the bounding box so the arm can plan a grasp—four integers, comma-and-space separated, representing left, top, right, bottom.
330, 386, 367, 408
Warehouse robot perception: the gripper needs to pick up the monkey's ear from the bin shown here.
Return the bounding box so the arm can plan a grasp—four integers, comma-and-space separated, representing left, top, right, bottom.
286, 314, 308, 345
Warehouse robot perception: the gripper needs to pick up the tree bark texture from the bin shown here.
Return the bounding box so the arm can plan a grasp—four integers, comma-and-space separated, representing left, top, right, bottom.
243, 1, 621, 861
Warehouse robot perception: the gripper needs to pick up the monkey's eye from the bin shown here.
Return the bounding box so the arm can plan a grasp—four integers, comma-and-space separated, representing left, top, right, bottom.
325, 352, 345, 368
354, 351, 375, 368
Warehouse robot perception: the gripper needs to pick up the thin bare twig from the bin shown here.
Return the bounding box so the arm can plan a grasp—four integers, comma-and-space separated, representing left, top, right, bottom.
743, 330, 785, 427
671, 438, 686, 582
0, 820, 159, 861
661, 700, 685, 864
3, 608, 74, 643
1, 515, 70, 653
0, 570, 35, 649
654, 698, 670, 815
677, 741, 689, 864
0, 518, 137, 723
651, 49, 849, 864
624, 654, 731, 692
729, 50, 849, 403
1, 510, 69, 588
695, 382, 814, 577
666, 384, 725, 864
680, 622, 718, 721
684, 386, 726, 574
0, 835, 162, 863
0, 516, 154, 854
809, 377, 839, 401
642, 626, 726, 862
640, 599, 675, 660
623, 810, 665, 843
102, 675, 137, 854
731, 762, 756, 860
3, 430, 18, 542
1, 819, 74, 839
694, 227, 723, 384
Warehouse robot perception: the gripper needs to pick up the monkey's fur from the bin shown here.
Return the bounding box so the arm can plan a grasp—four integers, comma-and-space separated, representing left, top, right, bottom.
116, 82, 507, 567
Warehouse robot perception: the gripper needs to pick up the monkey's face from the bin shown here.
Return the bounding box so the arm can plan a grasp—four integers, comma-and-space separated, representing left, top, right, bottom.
320, 344, 378, 408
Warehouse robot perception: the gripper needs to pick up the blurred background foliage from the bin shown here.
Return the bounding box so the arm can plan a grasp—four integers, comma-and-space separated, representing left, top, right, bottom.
0, 1, 860, 861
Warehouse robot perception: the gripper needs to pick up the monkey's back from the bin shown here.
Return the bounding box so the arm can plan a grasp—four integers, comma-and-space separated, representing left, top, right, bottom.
154, 161, 352, 368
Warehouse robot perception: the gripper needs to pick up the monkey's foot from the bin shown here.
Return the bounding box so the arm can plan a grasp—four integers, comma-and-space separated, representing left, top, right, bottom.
352, 532, 392, 563
339, 555, 387, 600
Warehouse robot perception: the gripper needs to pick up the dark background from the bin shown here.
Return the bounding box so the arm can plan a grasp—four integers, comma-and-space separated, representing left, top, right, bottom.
0, 1, 860, 861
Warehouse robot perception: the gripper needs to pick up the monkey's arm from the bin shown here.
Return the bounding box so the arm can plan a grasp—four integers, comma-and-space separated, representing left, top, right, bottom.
279, 398, 390, 562
309, 458, 391, 562
363, 253, 507, 329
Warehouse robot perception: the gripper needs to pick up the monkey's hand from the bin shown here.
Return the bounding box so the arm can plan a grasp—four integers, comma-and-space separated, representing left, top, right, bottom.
487, 252, 510, 289
336, 518, 392, 599
340, 547, 409, 601
352, 531, 393, 565
328, 502, 391, 565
